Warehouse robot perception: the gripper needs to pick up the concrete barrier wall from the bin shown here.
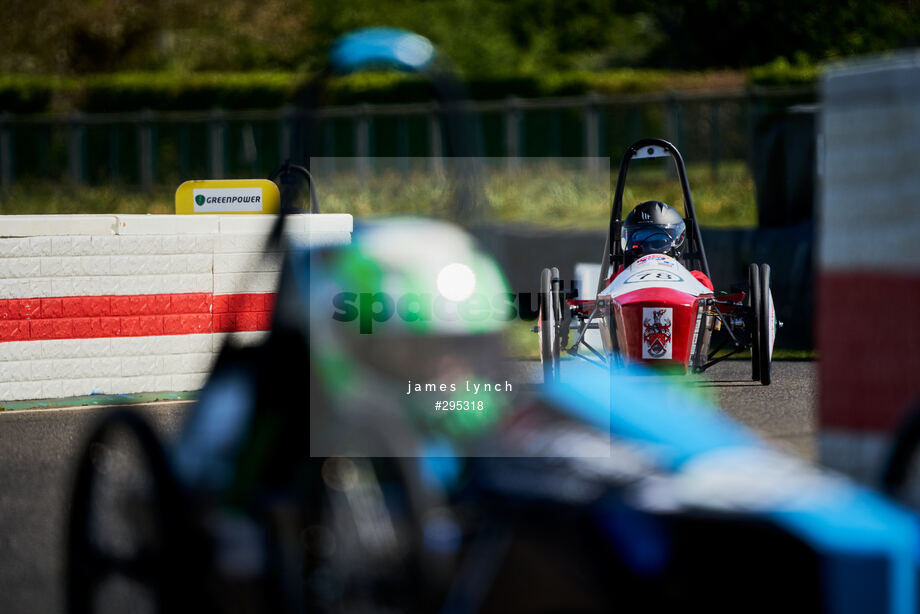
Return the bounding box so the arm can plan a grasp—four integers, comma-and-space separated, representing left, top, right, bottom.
0, 214, 351, 402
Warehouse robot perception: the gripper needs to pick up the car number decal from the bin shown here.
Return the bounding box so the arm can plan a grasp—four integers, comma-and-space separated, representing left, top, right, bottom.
624, 270, 684, 283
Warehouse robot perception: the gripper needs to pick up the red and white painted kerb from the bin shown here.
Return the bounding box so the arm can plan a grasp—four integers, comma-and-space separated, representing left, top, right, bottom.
0, 213, 351, 402
817, 53, 920, 482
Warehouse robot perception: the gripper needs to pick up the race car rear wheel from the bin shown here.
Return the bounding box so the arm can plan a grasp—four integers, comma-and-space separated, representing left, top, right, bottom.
758, 264, 772, 386
539, 267, 561, 384
748, 263, 761, 382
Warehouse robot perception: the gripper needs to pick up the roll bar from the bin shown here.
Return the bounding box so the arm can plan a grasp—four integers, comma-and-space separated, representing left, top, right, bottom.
597, 138, 711, 295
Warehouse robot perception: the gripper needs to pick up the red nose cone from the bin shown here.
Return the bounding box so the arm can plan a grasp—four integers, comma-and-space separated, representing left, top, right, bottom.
610, 287, 701, 371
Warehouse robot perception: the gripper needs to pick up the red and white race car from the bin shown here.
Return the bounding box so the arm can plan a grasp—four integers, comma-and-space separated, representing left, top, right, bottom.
537, 138, 779, 385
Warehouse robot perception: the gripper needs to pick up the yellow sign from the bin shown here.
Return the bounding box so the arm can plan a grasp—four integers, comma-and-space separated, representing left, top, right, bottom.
175, 179, 281, 215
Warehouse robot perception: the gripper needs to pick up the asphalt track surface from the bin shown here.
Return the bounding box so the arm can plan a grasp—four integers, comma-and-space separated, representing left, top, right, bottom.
0, 360, 814, 613
513, 358, 816, 459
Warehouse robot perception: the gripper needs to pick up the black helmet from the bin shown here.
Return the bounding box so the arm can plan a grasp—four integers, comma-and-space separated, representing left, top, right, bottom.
623, 200, 686, 262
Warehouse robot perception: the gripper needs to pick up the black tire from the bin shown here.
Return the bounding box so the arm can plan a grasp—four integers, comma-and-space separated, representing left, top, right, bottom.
879, 398, 920, 506
748, 263, 761, 382
305, 457, 432, 613
550, 267, 569, 350
608, 315, 620, 381
67, 410, 190, 614
759, 264, 772, 386
539, 267, 561, 384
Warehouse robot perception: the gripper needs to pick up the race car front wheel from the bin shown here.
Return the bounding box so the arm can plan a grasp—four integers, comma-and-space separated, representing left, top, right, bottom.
539, 267, 562, 384
748, 263, 761, 382
551, 267, 569, 350
758, 264, 772, 386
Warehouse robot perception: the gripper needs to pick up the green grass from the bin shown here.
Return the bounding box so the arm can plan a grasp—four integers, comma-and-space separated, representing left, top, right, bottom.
0, 160, 757, 228
711, 348, 816, 360
0, 184, 176, 215
504, 319, 541, 361
315, 160, 756, 229
0, 390, 195, 411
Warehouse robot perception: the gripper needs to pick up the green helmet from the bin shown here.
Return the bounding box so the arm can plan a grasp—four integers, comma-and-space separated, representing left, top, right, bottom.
316, 217, 510, 336
296, 217, 514, 446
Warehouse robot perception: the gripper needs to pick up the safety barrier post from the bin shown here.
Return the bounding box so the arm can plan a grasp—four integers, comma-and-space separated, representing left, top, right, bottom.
427, 101, 443, 175
355, 103, 371, 178
208, 108, 225, 179
0, 113, 11, 190
67, 111, 85, 184
583, 92, 600, 172
137, 110, 155, 190
504, 96, 521, 171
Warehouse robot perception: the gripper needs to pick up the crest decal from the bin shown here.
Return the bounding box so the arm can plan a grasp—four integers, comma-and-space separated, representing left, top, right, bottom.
642, 307, 673, 359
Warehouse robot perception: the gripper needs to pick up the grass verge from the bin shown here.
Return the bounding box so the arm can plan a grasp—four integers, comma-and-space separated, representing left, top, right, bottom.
0, 160, 757, 228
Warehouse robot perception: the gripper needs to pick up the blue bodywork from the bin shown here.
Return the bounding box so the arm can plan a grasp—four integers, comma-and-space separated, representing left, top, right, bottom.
330, 28, 436, 74
543, 363, 920, 614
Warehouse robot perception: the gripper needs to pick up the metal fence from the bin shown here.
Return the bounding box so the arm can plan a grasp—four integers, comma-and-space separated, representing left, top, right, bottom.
0, 87, 813, 189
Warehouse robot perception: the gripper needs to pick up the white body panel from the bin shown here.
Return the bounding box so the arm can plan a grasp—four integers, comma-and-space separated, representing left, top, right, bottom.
574, 262, 604, 350
597, 254, 712, 300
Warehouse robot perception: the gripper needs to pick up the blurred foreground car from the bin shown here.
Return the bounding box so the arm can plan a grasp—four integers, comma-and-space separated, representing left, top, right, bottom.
65, 29, 917, 614
67, 216, 919, 614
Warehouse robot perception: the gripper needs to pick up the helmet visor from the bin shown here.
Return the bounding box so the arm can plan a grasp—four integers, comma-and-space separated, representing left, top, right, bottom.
625, 224, 685, 255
